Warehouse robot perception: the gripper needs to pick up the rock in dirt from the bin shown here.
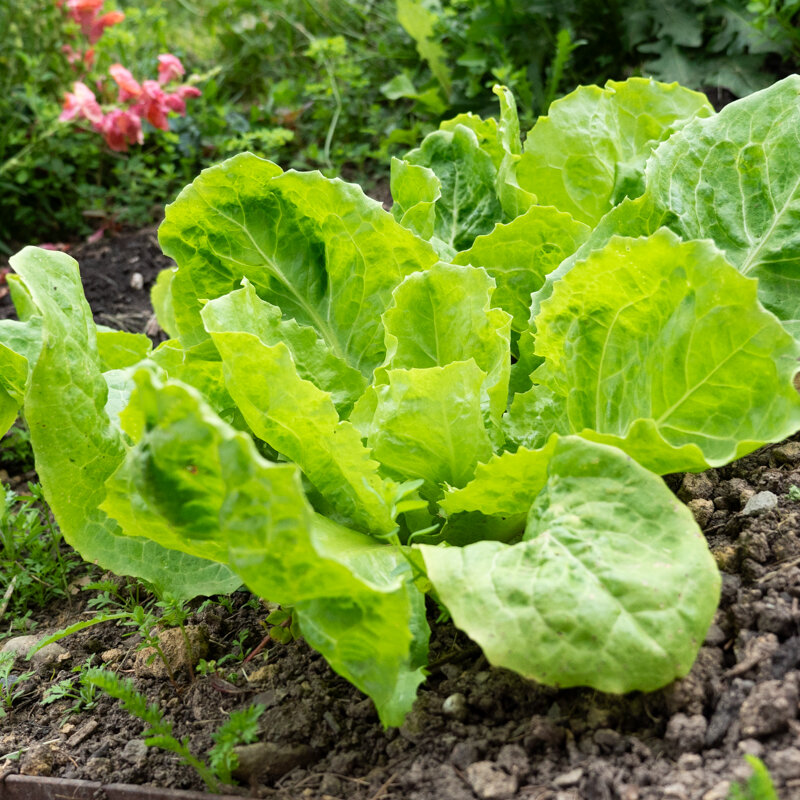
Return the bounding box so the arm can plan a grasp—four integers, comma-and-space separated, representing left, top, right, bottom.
766, 747, 800, 781
496, 743, 529, 778
133, 625, 208, 679
771, 441, 800, 464
666, 714, 707, 753
19, 743, 57, 777
442, 692, 468, 719
231, 741, 316, 783
739, 677, 798, 738
0, 635, 67, 667
466, 761, 518, 800
553, 766, 584, 788
678, 473, 716, 502
687, 498, 715, 527
449, 741, 480, 769
701, 781, 731, 800
121, 738, 148, 766
742, 491, 778, 516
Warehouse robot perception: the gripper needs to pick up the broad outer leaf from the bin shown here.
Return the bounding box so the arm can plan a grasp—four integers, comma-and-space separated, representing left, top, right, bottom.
531, 76, 800, 339
420, 436, 720, 692
364, 361, 493, 491
524, 231, 800, 473
632, 74, 800, 338
159, 153, 438, 373
203, 293, 398, 535
104, 371, 428, 726
7, 247, 241, 602
453, 206, 589, 332
381, 263, 511, 421
517, 78, 713, 226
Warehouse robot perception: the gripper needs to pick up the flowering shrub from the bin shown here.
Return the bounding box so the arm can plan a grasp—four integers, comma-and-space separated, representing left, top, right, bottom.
56, 0, 201, 152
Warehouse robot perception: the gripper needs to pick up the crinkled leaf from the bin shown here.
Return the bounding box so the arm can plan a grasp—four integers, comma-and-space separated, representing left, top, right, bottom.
159, 153, 438, 372
453, 206, 589, 332
532, 76, 800, 339
527, 230, 800, 473
96, 328, 152, 371
0, 317, 43, 434
150, 267, 179, 339
390, 158, 441, 244
516, 78, 713, 226
402, 125, 502, 252
362, 361, 493, 492
148, 339, 234, 420
202, 292, 397, 535
440, 436, 559, 517
104, 370, 427, 726
419, 436, 720, 692
381, 263, 511, 420
6, 247, 241, 602
203, 282, 366, 416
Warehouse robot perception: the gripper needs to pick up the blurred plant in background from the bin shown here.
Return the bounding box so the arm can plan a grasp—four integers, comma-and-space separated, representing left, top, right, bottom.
1, 0, 798, 252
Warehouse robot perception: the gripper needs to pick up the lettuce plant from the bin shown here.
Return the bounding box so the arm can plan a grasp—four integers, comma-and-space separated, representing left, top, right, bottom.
3, 75, 800, 726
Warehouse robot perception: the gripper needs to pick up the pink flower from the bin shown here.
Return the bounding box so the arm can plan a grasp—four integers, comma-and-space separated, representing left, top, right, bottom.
133, 80, 170, 129
157, 54, 185, 85
98, 109, 143, 151
59, 81, 104, 125
88, 10, 124, 43
109, 63, 141, 101
163, 84, 202, 114
175, 85, 201, 99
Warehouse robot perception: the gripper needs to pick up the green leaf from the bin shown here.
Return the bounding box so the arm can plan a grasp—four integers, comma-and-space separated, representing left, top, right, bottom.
491, 85, 537, 219
203, 282, 366, 416
96, 328, 152, 371
533, 76, 800, 340
453, 206, 589, 332
150, 267, 178, 339
148, 339, 234, 420
6, 247, 242, 602
419, 436, 720, 692
440, 436, 559, 518
402, 125, 503, 252
381, 263, 511, 421
636, 74, 800, 338
105, 370, 427, 726
396, 0, 451, 96
525, 230, 800, 473
159, 153, 438, 372
202, 293, 398, 535
0, 318, 41, 437
362, 361, 494, 491
516, 78, 713, 226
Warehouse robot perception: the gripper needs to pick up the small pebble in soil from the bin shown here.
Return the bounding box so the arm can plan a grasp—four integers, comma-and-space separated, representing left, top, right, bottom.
466, 761, 518, 800
739, 676, 799, 737
742, 491, 778, 515
0, 635, 67, 667
442, 692, 468, 719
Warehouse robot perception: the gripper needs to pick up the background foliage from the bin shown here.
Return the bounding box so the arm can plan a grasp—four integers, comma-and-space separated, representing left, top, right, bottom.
1, 0, 798, 251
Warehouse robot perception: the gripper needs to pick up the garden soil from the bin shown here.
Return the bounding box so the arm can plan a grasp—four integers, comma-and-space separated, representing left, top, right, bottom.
1, 229, 800, 800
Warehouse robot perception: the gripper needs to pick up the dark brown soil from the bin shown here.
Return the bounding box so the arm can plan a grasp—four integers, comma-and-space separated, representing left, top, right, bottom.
0, 227, 172, 340
2, 230, 800, 800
